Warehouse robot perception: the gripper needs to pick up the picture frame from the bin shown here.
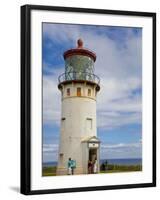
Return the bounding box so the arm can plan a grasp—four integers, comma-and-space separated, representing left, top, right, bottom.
21, 4, 156, 195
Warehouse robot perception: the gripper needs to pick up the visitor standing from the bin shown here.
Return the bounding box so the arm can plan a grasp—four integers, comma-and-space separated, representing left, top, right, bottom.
88, 160, 92, 174
67, 158, 72, 175
71, 159, 76, 175
93, 159, 98, 174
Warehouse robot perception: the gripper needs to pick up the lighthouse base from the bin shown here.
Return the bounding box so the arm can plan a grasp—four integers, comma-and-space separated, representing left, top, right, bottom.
56, 166, 84, 176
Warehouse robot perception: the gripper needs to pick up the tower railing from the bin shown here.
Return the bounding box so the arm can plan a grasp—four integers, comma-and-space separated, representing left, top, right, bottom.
58, 72, 100, 85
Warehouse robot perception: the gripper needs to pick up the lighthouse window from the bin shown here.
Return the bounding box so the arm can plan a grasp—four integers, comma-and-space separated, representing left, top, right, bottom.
61, 118, 65, 131
59, 153, 64, 165
77, 87, 81, 96
86, 118, 92, 129
88, 89, 91, 96
66, 88, 70, 96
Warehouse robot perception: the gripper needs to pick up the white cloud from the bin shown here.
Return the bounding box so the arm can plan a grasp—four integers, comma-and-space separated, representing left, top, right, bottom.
43, 67, 63, 126
43, 143, 58, 152
101, 142, 141, 149
43, 143, 59, 162
43, 23, 82, 48
101, 141, 142, 159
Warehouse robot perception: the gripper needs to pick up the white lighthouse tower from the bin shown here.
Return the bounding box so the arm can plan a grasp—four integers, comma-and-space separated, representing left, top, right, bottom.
56, 39, 100, 175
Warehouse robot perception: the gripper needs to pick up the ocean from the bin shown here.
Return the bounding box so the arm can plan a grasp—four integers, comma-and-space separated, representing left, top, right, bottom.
43, 158, 142, 167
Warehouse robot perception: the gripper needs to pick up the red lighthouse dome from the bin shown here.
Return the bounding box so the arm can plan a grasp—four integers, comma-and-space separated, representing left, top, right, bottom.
63, 39, 96, 62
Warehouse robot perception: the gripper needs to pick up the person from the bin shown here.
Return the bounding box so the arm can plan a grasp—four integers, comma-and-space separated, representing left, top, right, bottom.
68, 158, 76, 175
88, 160, 92, 174
67, 158, 72, 175
101, 163, 106, 171
70, 159, 76, 175
93, 159, 98, 174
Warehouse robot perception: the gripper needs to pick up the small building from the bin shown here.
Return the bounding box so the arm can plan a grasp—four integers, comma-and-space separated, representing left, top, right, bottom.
81, 136, 100, 174
56, 39, 101, 175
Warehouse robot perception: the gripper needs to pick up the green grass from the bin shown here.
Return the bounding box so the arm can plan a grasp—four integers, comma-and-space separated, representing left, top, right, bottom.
100, 164, 142, 173
42, 164, 142, 176
42, 166, 57, 176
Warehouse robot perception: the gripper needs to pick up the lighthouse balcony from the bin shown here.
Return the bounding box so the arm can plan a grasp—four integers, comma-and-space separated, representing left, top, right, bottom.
58, 72, 100, 85
58, 72, 100, 91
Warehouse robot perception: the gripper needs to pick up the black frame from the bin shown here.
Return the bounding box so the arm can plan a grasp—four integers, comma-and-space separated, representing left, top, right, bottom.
21, 4, 156, 195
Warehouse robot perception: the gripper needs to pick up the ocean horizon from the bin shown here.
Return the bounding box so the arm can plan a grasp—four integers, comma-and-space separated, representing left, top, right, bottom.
43, 158, 142, 167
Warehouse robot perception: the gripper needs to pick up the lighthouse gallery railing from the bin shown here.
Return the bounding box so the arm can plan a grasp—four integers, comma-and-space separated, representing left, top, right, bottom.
58, 72, 100, 85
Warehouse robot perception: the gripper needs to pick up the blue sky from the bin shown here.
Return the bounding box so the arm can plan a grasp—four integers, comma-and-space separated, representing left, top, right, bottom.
42, 23, 142, 162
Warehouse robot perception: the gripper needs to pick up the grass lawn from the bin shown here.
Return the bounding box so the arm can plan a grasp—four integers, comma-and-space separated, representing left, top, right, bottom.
42, 166, 57, 176
100, 164, 142, 173
42, 164, 142, 176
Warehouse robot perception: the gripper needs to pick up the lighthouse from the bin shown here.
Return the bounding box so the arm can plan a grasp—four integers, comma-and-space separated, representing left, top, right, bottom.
56, 39, 100, 175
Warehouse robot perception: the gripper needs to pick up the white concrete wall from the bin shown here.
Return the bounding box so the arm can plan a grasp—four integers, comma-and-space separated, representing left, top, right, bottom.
57, 82, 98, 175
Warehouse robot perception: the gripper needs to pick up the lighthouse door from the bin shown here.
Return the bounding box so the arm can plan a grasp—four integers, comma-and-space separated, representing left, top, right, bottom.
88, 148, 97, 174
89, 148, 97, 163
89, 149, 97, 162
